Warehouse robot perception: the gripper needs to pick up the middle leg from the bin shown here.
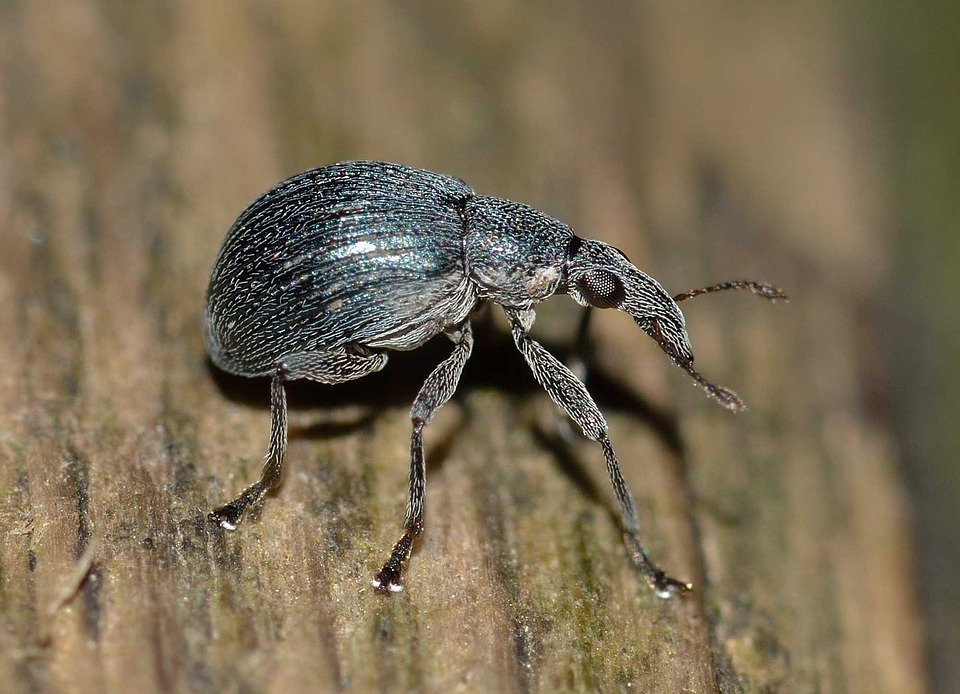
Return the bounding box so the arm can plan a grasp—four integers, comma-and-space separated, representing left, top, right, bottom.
372, 322, 475, 592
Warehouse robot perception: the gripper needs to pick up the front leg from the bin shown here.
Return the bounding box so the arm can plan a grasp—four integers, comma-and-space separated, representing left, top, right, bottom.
504, 307, 690, 598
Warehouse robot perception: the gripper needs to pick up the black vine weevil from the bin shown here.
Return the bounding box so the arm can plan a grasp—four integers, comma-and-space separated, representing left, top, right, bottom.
204, 160, 785, 596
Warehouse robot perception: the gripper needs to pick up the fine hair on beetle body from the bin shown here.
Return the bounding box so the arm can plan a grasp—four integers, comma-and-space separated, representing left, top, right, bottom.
203, 160, 786, 597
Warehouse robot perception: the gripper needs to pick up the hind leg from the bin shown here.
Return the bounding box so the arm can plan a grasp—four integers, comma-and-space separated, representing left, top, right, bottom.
210, 348, 388, 528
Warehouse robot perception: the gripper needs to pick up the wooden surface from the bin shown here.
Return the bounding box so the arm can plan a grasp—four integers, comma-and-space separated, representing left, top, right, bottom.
0, 1, 930, 692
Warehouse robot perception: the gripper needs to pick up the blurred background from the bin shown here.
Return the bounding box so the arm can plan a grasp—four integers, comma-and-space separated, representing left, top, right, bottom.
0, 1, 957, 692
859, 2, 960, 692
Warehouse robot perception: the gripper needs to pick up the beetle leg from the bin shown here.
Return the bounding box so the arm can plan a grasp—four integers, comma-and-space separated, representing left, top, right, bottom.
210, 349, 388, 530
552, 306, 595, 444
504, 308, 691, 598
373, 322, 474, 593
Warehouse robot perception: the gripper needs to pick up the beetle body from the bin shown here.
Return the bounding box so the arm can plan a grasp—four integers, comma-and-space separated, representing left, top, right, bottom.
205, 163, 476, 373
205, 160, 783, 595
205, 162, 601, 374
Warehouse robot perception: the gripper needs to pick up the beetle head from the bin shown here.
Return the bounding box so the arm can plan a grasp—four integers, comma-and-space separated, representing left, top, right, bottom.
565, 238, 745, 410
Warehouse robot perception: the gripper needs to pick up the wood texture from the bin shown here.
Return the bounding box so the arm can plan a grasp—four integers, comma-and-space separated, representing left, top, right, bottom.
0, 1, 927, 692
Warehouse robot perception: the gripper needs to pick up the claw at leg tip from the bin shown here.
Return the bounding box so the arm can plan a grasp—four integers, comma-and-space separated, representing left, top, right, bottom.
371, 576, 404, 593
208, 510, 238, 531
654, 579, 693, 599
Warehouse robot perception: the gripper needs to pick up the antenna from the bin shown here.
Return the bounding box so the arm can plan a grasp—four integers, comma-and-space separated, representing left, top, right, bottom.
673, 280, 788, 304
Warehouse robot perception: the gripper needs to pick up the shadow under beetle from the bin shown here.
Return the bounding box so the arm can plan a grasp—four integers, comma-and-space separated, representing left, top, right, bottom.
204, 160, 785, 596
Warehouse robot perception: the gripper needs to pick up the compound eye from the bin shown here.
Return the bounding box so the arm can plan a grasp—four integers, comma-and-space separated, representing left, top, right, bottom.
577, 270, 625, 309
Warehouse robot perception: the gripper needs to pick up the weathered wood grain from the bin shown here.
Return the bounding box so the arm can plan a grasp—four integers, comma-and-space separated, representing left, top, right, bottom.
0, 1, 927, 692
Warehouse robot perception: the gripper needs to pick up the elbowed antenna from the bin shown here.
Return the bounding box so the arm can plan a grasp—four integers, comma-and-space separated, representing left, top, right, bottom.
647, 316, 746, 411
663, 279, 788, 410
565, 238, 787, 412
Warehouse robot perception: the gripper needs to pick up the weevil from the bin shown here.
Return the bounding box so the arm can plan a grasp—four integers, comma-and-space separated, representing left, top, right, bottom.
204, 160, 785, 596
